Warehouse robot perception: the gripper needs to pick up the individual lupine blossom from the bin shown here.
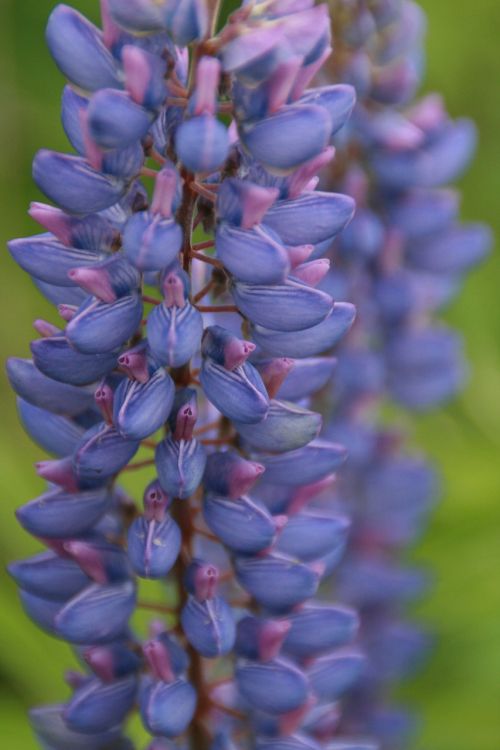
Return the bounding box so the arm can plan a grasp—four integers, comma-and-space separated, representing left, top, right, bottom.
5, 2, 385, 750
302, 1, 491, 747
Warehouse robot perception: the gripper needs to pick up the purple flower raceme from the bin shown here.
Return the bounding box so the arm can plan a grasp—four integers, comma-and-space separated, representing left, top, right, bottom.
307, 1, 491, 747
5, 2, 378, 749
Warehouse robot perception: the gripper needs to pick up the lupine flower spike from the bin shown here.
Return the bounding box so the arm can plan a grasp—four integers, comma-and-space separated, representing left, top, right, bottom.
7, 1, 488, 750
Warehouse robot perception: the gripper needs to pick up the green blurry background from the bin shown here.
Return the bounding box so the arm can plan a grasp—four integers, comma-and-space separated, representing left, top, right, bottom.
0, 1, 498, 748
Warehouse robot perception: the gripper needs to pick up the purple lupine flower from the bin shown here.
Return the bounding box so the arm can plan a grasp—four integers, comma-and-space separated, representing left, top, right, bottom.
309, 1, 491, 746
7, 1, 487, 749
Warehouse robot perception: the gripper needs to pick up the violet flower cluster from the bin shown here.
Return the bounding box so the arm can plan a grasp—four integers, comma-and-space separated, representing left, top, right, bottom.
5, 2, 380, 750
312, 0, 490, 746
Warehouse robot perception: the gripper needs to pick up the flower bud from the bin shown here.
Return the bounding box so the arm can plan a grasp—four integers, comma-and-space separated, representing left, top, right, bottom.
113, 367, 175, 441
155, 436, 206, 499
31, 335, 118, 387
216, 179, 279, 229
307, 649, 365, 701
139, 677, 197, 737
235, 399, 321, 453
200, 358, 269, 424
215, 223, 290, 284
127, 513, 181, 578
241, 104, 331, 173
231, 278, 333, 332
17, 398, 84, 457
263, 191, 355, 246
8, 235, 106, 288
276, 357, 336, 401
16, 488, 110, 539
203, 452, 264, 499
87, 89, 153, 150
235, 616, 291, 662
46, 5, 120, 91
8, 551, 90, 601
300, 84, 356, 137
181, 595, 236, 657
236, 659, 308, 715
107, 0, 167, 32
257, 440, 347, 487
123, 45, 168, 110
64, 540, 131, 584
73, 424, 140, 486
203, 494, 282, 555
84, 644, 141, 682
235, 555, 323, 612
252, 303, 356, 358
276, 512, 349, 562
176, 116, 230, 174
65, 293, 143, 355
184, 559, 220, 601
147, 300, 203, 368
30, 704, 126, 749
6, 358, 95, 415
283, 605, 359, 659
168, 388, 198, 440
33, 150, 125, 215
164, 0, 208, 46
55, 581, 136, 644
64, 675, 138, 734
68, 255, 141, 303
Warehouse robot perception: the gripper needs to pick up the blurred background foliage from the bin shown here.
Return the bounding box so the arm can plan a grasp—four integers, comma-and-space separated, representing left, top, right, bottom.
0, 1, 498, 748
